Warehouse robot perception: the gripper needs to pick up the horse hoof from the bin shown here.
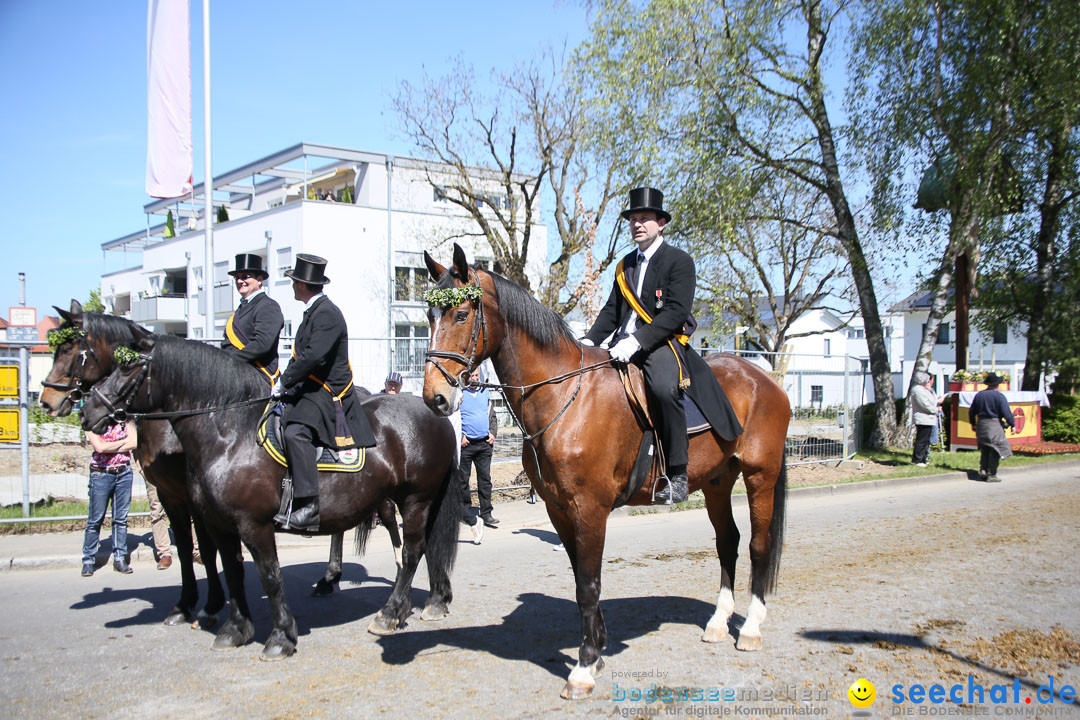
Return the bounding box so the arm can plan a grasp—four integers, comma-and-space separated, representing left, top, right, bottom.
702, 624, 729, 643
312, 580, 338, 597
260, 638, 297, 662
736, 633, 762, 651
211, 632, 243, 651
163, 609, 190, 627
367, 613, 400, 636
420, 604, 449, 622
560, 681, 595, 700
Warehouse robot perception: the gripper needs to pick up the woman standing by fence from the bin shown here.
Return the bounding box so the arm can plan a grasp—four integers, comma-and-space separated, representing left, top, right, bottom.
81, 421, 138, 576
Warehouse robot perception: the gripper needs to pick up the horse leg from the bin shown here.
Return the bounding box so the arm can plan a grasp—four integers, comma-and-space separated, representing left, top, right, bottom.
160, 501, 197, 626
192, 515, 225, 630
419, 471, 462, 622
551, 508, 607, 701
313, 532, 344, 597
209, 530, 256, 651
368, 499, 427, 635
378, 499, 403, 569
735, 458, 787, 652
242, 524, 299, 661
701, 481, 740, 643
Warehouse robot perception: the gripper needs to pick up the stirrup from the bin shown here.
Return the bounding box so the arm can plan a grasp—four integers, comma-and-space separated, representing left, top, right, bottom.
274, 473, 295, 528
651, 473, 671, 505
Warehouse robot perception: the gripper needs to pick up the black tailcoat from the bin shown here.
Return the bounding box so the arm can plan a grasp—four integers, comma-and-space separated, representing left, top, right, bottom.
280, 295, 375, 449
585, 242, 743, 442
221, 291, 284, 375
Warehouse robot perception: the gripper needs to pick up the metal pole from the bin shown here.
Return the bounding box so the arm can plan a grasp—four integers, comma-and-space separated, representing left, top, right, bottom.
842, 355, 850, 459
19, 348, 29, 518
386, 156, 394, 375
202, 0, 215, 341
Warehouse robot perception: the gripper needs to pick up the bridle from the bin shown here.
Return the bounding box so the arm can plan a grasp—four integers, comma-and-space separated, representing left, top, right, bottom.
424, 270, 488, 389
89, 354, 154, 425
41, 332, 102, 408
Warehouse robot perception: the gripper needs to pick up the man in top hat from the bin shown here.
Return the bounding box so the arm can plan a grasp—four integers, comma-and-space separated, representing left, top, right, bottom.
968, 372, 1015, 482
221, 253, 284, 382
272, 254, 376, 531
582, 187, 743, 504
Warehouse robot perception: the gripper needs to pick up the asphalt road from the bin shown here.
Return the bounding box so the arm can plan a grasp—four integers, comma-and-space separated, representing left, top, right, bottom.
1, 463, 1078, 719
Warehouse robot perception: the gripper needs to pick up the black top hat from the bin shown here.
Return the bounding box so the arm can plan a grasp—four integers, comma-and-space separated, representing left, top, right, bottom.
620, 187, 671, 223
285, 253, 331, 285
984, 372, 1003, 387
228, 253, 269, 280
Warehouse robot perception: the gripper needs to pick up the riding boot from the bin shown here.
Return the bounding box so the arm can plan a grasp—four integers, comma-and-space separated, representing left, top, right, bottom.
654, 469, 689, 504
288, 497, 320, 532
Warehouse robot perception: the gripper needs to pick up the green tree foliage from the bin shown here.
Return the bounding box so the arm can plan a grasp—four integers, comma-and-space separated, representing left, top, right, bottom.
1042, 394, 1080, 442
576, 0, 899, 446
84, 289, 105, 313
216, 205, 229, 224
164, 209, 176, 238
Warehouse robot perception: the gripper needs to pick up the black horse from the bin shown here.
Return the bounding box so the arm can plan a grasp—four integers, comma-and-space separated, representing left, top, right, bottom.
80, 327, 461, 659
41, 303, 400, 619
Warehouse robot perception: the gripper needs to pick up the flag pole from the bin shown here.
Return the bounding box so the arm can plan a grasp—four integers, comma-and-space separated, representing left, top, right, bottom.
202, 0, 214, 341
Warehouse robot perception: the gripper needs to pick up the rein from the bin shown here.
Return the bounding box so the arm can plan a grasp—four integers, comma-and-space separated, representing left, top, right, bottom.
94, 353, 271, 424
424, 269, 488, 389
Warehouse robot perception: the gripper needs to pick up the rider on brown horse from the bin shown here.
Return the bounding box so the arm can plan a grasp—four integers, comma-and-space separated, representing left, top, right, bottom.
582, 187, 742, 503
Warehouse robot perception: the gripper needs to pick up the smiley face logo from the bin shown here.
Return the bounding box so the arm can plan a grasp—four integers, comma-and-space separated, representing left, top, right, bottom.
848, 678, 876, 708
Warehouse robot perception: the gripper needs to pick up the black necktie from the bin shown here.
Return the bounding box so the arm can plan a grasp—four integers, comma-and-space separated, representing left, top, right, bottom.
631, 252, 645, 295
240, 298, 248, 306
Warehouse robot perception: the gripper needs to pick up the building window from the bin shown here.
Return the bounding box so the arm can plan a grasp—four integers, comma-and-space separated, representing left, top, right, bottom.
846, 328, 865, 339
281, 320, 293, 351
811, 385, 823, 407
993, 324, 1008, 344
922, 322, 951, 345
394, 323, 429, 375
433, 186, 450, 203
394, 267, 429, 302
824, 339, 831, 357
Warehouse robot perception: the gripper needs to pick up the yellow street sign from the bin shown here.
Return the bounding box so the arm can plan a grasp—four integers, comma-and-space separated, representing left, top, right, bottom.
0, 365, 17, 398
0, 407, 19, 442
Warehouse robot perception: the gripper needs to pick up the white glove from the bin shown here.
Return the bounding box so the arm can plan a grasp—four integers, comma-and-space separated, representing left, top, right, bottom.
608, 336, 640, 363
580, 338, 595, 347
271, 379, 285, 398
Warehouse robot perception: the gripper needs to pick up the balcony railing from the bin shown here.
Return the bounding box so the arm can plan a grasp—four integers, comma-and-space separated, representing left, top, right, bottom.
131, 295, 187, 324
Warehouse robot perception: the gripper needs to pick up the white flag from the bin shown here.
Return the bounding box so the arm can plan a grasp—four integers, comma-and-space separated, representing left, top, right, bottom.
146, 0, 192, 199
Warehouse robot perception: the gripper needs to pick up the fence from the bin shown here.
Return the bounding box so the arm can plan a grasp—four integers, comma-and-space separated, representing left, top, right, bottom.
707, 348, 863, 466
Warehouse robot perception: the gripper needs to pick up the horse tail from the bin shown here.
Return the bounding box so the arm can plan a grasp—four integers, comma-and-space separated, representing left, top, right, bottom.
423, 459, 463, 579
762, 449, 788, 595
352, 515, 375, 556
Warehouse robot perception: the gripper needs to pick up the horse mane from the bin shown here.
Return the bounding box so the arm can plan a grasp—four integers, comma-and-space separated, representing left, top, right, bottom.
80, 313, 143, 345
151, 335, 269, 407
437, 267, 578, 348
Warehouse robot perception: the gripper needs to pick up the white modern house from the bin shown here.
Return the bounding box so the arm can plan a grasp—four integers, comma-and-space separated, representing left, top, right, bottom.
697, 304, 906, 408
99, 143, 548, 395
890, 289, 1030, 392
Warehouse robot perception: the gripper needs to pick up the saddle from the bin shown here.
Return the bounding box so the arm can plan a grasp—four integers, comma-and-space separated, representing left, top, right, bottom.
256, 402, 366, 473
612, 365, 710, 509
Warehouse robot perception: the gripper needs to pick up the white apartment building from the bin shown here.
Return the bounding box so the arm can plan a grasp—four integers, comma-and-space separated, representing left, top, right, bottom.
99, 143, 548, 395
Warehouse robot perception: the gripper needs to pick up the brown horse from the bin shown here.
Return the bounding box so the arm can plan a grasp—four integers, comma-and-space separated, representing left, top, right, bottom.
422, 245, 790, 699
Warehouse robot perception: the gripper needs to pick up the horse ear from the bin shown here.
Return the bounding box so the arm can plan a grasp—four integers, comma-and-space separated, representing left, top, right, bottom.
131, 324, 156, 353
452, 243, 470, 281
424, 251, 446, 282
56, 299, 84, 328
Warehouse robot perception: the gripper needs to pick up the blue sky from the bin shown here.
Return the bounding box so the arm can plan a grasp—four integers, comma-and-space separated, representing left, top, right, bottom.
0, 1, 589, 319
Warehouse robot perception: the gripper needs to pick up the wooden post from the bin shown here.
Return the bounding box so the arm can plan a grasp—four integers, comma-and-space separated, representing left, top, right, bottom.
955, 251, 970, 372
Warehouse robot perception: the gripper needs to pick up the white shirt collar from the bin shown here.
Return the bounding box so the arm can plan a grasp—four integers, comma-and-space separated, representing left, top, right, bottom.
304, 292, 325, 310
241, 288, 265, 303
637, 236, 664, 262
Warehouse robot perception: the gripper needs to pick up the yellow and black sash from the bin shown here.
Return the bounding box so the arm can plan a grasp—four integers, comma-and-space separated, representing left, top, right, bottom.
290, 348, 355, 448
225, 313, 280, 384
615, 257, 691, 390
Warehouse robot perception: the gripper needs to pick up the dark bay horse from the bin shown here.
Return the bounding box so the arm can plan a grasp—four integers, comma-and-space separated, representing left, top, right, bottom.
40, 303, 398, 616
40, 302, 225, 627
80, 327, 461, 659
422, 245, 790, 699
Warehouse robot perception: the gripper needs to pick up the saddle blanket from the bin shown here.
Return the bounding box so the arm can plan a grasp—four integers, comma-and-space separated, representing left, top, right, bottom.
257, 402, 365, 473
683, 392, 709, 435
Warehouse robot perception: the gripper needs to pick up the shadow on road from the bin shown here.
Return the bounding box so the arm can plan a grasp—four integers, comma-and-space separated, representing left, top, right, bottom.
800, 629, 1039, 691
374, 592, 718, 680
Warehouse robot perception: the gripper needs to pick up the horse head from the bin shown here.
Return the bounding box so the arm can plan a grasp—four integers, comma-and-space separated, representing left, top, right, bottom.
79, 325, 157, 435
40, 299, 112, 417
422, 243, 499, 416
